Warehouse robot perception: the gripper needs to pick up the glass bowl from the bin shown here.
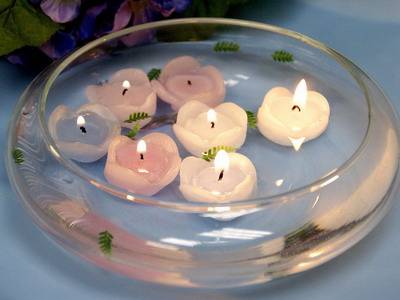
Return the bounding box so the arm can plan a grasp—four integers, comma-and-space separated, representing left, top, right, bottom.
5, 18, 400, 288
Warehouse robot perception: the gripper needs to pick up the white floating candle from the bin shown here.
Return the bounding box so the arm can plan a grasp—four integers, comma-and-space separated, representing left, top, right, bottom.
257, 79, 330, 149
86, 68, 156, 128
151, 56, 225, 111
179, 151, 257, 203
173, 100, 247, 156
48, 103, 120, 162
104, 133, 181, 196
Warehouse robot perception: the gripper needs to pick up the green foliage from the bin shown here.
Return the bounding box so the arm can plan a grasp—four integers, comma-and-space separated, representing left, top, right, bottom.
98, 230, 113, 255
246, 110, 257, 128
202, 145, 236, 162
12, 148, 24, 164
272, 50, 294, 63
124, 112, 151, 123
0, 0, 60, 56
213, 41, 240, 52
126, 123, 141, 139
147, 68, 161, 81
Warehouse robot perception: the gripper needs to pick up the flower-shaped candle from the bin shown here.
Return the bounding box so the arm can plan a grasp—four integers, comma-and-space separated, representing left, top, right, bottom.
104, 133, 181, 196
179, 150, 257, 203
48, 103, 120, 162
151, 56, 225, 110
257, 79, 330, 149
86, 68, 156, 127
173, 100, 247, 156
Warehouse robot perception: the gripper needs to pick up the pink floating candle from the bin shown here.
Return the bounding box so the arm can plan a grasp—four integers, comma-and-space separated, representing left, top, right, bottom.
105, 133, 181, 196
86, 68, 156, 128
151, 56, 225, 111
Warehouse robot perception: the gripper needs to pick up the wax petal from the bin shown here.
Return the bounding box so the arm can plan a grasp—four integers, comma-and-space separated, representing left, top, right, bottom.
105, 134, 181, 196
179, 153, 257, 203
215, 102, 248, 129
210, 127, 246, 149
153, 56, 225, 110
86, 68, 156, 127
48, 104, 120, 162
175, 100, 210, 124
172, 124, 209, 156
262, 86, 292, 106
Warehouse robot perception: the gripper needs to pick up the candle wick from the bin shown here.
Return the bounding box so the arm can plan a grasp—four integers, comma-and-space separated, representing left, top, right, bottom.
218, 170, 224, 181
122, 88, 128, 96
79, 126, 87, 134
187, 80, 192, 86
291, 105, 301, 112
211, 121, 215, 128
140, 153, 144, 160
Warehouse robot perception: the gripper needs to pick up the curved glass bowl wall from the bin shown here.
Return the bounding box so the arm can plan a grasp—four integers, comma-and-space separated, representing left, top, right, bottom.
6, 18, 400, 288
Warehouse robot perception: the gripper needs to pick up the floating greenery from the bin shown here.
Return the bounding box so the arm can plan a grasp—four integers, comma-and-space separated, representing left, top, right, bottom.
246, 110, 257, 128
124, 112, 151, 123
126, 123, 141, 139
272, 50, 294, 63
147, 68, 161, 81
213, 41, 240, 52
98, 230, 113, 255
12, 148, 24, 164
202, 145, 236, 162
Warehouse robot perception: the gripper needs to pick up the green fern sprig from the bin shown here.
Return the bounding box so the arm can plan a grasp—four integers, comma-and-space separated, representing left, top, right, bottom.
126, 123, 141, 139
99, 230, 113, 255
246, 110, 257, 128
272, 50, 294, 63
213, 41, 240, 52
147, 68, 161, 81
12, 148, 24, 164
124, 112, 151, 123
202, 145, 236, 162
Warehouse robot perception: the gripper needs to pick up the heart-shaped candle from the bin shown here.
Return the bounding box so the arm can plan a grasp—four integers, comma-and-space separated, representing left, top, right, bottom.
179, 150, 257, 203
86, 68, 156, 128
105, 133, 181, 196
257, 79, 330, 149
151, 56, 225, 111
173, 100, 247, 156
48, 103, 120, 162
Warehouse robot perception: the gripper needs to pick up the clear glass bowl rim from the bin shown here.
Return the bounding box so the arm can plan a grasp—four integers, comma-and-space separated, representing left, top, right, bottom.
34, 17, 396, 212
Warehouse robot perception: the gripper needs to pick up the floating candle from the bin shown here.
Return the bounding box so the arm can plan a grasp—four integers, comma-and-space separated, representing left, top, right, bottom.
173, 100, 247, 156
257, 79, 330, 149
104, 134, 181, 196
48, 103, 120, 162
86, 68, 156, 128
179, 151, 257, 203
151, 56, 225, 111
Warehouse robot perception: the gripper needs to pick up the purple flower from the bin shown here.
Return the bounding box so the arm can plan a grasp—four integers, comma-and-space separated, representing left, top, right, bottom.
40, 0, 81, 23
112, 0, 191, 46
40, 31, 77, 59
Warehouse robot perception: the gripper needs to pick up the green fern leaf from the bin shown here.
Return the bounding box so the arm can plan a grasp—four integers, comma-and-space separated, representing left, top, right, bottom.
98, 230, 113, 255
272, 50, 294, 63
124, 112, 151, 123
202, 145, 236, 161
246, 110, 257, 128
12, 148, 24, 164
126, 123, 141, 139
213, 41, 240, 52
147, 68, 161, 81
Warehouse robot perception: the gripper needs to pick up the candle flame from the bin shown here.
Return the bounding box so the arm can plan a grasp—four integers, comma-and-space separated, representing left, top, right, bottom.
136, 139, 147, 154
122, 80, 131, 89
292, 79, 308, 111
214, 150, 230, 173
289, 137, 306, 151
207, 109, 217, 124
76, 115, 85, 126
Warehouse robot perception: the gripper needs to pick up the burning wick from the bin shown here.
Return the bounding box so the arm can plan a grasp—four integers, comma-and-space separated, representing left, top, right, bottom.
207, 109, 217, 129
137, 139, 146, 160
291, 79, 307, 112
122, 80, 131, 96
214, 150, 229, 182
187, 80, 192, 85
77, 115, 86, 134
